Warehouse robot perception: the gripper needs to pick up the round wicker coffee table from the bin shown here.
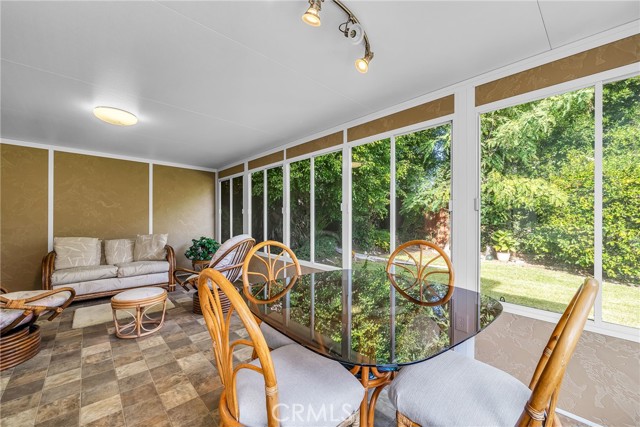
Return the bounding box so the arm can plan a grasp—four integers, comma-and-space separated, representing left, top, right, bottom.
111, 287, 167, 339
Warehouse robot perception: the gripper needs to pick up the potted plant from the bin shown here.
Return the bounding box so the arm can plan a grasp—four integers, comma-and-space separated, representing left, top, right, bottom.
185, 237, 220, 270
491, 230, 517, 262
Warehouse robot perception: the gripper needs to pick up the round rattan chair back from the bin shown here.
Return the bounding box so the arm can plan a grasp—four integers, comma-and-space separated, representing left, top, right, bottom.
209, 235, 256, 283
241, 241, 302, 304
198, 269, 280, 427
386, 240, 454, 306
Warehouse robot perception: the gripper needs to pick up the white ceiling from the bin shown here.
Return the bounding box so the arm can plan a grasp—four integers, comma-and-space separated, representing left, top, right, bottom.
1, 1, 638, 169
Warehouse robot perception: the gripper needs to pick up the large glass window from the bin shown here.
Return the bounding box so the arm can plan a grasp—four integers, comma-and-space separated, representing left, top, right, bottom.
396, 124, 451, 247
232, 177, 243, 236
251, 171, 264, 244
602, 76, 640, 328
315, 151, 342, 266
267, 167, 284, 242
352, 139, 391, 269
290, 159, 311, 261
220, 179, 230, 242
480, 87, 596, 314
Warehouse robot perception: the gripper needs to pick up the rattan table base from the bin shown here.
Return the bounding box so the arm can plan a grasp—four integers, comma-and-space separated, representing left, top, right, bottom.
0, 324, 41, 371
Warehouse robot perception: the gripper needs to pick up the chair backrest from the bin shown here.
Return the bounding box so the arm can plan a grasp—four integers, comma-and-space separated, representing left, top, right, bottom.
386, 240, 455, 306
198, 269, 280, 427
517, 278, 599, 427
241, 241, 302, 303
209, 234, 256, 283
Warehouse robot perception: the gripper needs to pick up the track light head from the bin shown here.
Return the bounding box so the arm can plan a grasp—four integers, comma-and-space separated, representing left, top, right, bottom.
302, 0, 322, 27
355, 51, 374, 74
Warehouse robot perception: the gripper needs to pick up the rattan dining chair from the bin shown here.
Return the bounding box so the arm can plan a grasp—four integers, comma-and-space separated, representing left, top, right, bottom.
388, 277, 599, 427
241, 241, 302, 350
0, 286, 75, 370
198, 268, 364, 427
174, 234, 255, 314
386, 240, 455, 306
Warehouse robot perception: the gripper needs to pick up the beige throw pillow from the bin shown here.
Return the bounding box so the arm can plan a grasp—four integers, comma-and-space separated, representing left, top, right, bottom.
133, 234, 168, 261
105, 239, 135, 265
54, 237, 100, 270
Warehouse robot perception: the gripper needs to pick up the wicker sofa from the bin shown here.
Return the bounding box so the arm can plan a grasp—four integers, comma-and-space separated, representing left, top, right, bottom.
42, 235, 175, 301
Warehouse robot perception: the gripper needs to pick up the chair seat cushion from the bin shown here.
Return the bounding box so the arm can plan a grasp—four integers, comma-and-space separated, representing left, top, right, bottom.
388, 350, 531, 427
261, 322, 296, 350
116, 261, 170, 278
51, 265, 118, 286
1, 290, 74, 331
236, 344, 364, 427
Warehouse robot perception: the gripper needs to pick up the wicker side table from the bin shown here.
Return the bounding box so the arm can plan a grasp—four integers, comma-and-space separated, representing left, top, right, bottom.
111, 287, 167, 339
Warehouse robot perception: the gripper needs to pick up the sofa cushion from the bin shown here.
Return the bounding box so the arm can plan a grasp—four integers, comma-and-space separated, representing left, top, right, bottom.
53, 273, 168, 296
105, 239, 134, 265
54, 237, 100, 270
51, 265, 118, 286
133, 234, 168, 261
116, 261, 170, 278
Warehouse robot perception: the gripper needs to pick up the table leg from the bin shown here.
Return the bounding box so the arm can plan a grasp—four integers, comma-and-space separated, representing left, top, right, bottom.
351, 366, 394, 427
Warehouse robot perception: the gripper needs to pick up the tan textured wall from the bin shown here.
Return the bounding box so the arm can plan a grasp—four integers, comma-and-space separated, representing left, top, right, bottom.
476, 313, 640, 426
153, 165, 215, 268
54, 152, 148, 239
1, 144, 49, 291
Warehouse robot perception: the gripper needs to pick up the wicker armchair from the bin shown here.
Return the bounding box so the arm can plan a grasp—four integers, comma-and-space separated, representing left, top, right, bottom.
0, 286, 75, 370
174, 234, 255, 314
389, 278, 599, 427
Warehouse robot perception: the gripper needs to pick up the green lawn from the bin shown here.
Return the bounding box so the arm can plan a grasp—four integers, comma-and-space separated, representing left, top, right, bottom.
481, 260, 639, 328
353, 258, 640, 328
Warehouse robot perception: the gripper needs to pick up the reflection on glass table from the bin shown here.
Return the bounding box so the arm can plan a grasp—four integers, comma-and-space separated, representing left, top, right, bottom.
243, 268, 502, 368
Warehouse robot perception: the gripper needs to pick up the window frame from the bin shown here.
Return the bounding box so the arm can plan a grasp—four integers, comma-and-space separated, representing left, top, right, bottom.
475, 65, 640, 341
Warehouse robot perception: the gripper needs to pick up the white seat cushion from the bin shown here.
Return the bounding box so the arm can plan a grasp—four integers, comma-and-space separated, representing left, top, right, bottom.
1, 289, 74, 331
261, 322, 296, 349
116, 261, 170, 278
236, 344, 364, 427
0, 311, 33, 331
51, 265, 117, 286
388, 350, 531, 427
112, 287, 166, 302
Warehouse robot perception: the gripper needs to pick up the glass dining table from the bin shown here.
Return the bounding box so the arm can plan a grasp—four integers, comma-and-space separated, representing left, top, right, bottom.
242, 267, 503, 427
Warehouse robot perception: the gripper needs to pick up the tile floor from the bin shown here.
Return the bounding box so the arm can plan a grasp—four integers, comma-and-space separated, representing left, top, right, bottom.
0, 287, 396, 427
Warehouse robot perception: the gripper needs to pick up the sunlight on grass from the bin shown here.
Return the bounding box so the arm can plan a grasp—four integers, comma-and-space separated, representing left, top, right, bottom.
481, 260, 639, 328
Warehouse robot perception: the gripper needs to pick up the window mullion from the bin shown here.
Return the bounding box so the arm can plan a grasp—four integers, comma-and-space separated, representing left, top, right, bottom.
310, 157, 316, 264
594, 81, 604, 325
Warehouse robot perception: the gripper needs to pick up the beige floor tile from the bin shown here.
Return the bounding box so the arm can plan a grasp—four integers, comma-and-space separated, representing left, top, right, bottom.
43, 368, 81, 389
35, 394, 80, 424
79, 394, 122, 425
0, 407, 38, 427
81, 342, 111, 358
158, 381, 199, 411
115, 360, 148, 380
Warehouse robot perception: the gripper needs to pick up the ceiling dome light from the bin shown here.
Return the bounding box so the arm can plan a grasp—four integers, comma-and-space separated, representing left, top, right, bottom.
93, 106, 138, 126
302, 0, 322, 27
355, 51, 373, 74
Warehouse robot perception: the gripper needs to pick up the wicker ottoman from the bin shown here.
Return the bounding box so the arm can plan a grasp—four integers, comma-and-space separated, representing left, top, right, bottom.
111, 287, 167, 339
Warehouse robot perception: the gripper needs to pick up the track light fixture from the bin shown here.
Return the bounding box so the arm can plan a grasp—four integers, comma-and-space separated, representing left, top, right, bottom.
301, 0, 374, 74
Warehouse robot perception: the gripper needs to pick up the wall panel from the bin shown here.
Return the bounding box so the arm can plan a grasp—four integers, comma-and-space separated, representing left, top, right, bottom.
153, 165, 215, 267
54, 152, 148, 239
476, 34, 640, 106
1, 144, 49, 291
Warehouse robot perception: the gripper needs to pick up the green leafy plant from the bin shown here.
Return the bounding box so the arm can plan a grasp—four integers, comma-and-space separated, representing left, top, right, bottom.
184, 237, 220, 261
492, 230, 518, 253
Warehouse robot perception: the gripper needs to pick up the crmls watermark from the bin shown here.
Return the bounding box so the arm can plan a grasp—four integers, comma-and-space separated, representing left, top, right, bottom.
273, 403, 357, 424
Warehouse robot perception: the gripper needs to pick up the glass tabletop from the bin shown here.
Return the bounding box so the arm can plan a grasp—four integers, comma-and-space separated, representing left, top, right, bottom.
243, 267, 503, 368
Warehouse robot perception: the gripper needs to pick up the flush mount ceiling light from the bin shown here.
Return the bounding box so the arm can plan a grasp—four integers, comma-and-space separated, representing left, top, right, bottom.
93, 106, 138, 126
301, 0, 374, 74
